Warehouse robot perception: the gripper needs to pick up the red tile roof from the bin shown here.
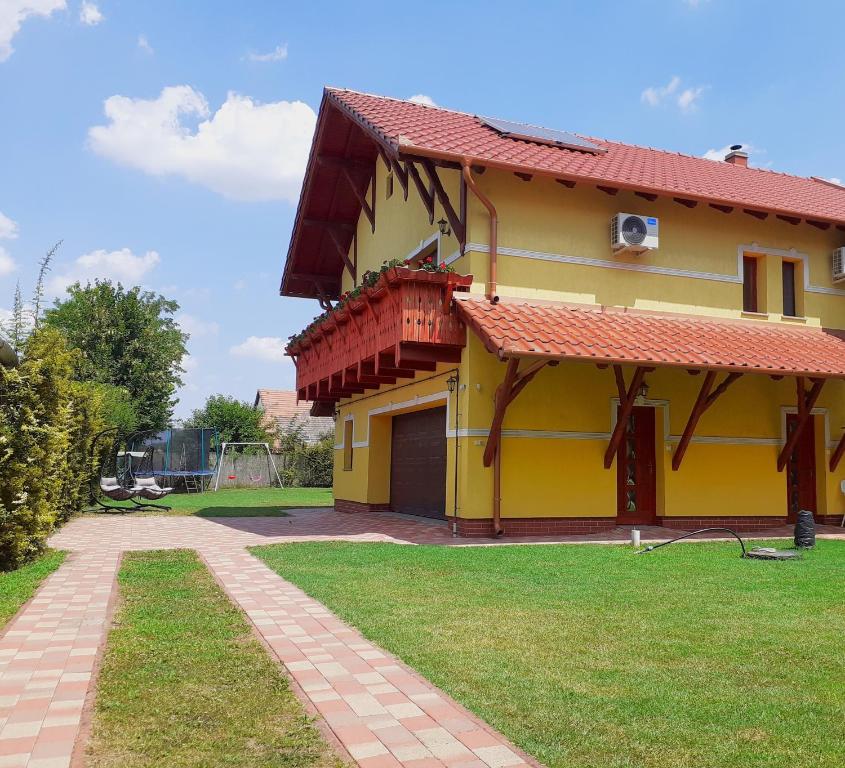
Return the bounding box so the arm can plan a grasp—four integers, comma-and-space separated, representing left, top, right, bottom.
328, 88, 845, 225
254, 389, 334, 442
455, 297, 845, 378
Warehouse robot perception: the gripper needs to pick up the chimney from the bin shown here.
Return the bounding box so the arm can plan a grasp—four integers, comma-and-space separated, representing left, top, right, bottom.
724, 144, 748, 167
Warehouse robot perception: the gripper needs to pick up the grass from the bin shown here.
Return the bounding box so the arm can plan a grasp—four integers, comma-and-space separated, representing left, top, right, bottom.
86, 486, 333, 517
255, 539, 845, 768
0, 550, 65, 627
85, 549, 344, 768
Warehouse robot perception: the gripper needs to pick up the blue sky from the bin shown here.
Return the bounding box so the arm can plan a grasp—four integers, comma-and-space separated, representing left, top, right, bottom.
2, 0, 844, 419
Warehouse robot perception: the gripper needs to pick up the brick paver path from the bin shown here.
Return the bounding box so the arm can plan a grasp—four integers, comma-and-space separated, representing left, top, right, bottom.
0, 507, 842, 767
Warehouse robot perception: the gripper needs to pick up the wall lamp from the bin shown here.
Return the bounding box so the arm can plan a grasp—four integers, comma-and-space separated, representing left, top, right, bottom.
446, 375, 458, 393
437, 218, 451, 237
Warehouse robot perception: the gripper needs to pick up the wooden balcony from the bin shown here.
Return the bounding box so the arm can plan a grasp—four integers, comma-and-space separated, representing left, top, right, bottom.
287, 267, 473, 413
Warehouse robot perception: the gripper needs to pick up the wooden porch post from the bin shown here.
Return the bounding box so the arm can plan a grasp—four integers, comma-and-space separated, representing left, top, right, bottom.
777, 377, 825, 472
603, 366, 647, 469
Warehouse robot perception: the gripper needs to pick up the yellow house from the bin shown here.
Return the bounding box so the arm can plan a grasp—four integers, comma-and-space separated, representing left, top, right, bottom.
281, 87, 845, 536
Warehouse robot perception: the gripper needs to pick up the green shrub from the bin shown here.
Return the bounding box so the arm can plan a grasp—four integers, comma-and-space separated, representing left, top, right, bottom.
0, 328, 103, 570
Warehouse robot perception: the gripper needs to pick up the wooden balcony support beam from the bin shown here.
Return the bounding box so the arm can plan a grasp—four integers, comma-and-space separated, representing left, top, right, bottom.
777, 377, 825, 471
673, 371, 742, 470
830, 430, 845, 472
396, 342, 463, 366
604, 366, 647, 469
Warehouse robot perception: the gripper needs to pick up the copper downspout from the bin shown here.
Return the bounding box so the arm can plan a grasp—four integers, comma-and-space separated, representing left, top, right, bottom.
461, 160, 498, 302
492, 443, 503, 536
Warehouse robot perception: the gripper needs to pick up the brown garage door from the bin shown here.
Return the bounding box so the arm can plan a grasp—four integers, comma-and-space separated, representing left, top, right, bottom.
390, 407, 447, 519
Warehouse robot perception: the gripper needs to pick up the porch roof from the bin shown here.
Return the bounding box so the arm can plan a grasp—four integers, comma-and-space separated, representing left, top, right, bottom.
455, 296, 845, 379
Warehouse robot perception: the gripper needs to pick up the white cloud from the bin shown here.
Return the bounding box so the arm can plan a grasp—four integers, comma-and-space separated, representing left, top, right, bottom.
677, 86, 705, 112
137, 34, 152, 54
246, 43, 287, 62
408, 94, 436, 107
0, 211, 18, 239
702, 143, 760, 162
177, 312, 219, 338
642, 76, 705, 112
0, 0, 65, 62
48, 247, 160, 293
88, 85, 317, 202
0, 248, 16, 277
824, 177, 843, 186
229, 336, 288, 363
79, 1, 102, 25
641, 76, 680, 107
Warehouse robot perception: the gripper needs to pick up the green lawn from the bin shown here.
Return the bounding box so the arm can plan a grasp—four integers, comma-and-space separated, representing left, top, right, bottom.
255, 540, 845, 768
0, 550, 65, 626
86, 550, 344, 768
87, 486, 332, 517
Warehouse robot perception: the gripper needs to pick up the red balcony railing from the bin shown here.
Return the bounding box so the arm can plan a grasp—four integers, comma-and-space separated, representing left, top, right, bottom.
287, 267, 473, 412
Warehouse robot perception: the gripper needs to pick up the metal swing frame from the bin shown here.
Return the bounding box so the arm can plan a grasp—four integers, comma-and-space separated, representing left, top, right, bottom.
212, 442, 283, 491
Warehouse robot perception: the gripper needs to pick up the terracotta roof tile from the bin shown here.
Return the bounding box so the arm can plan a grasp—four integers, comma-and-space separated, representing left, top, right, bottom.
455, 298, 845, 378
254, 389, 334, 442
328, 88, 845, 225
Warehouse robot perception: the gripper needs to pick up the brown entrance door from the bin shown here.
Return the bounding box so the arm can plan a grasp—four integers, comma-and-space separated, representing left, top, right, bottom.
786, 413, 816, 523
390, 407, 447, 519
616, 405, 657, 525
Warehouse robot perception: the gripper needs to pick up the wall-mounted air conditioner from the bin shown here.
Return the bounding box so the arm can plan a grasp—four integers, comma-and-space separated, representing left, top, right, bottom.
611, 213, 659, 255
832, 247, 845, 283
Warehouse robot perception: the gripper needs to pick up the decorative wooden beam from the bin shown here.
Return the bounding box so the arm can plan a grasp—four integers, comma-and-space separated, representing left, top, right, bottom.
420, 159, 466, 247
514, 172, 533, 182
672, 371, 742, 470
830, 430, 845, 472
483, 359, 520, 468
674, 197, 698, 208
316, 154, 372, 173
807, 219, 831, 230
392, 160, 409, 200
777, 377, 825, 471
326, 228, 356, 280
744, 208, 769, 220
597, 185, 619, 196
342, 168, 375, 232
302, 218, 356, 232
406, 162, 435, 223
635, 192, 658, 202
776, 214, 801, 225
603, 366, 647, 469
709, 203, 734, 214
556, 179, 576, 188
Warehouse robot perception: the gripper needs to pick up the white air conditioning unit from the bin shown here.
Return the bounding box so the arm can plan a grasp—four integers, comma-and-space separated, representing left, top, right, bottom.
611, 213, 659, 254
833, 247, 845, 283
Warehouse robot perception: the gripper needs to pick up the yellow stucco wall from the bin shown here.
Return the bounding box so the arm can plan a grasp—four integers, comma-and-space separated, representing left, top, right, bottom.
329, 161, 845, 524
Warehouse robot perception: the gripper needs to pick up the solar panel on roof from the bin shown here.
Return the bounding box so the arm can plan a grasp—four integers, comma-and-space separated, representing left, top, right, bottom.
479, 116, 605, 154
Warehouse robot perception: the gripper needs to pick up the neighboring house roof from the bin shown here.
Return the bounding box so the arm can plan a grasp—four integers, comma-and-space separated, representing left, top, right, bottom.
254, 389, 334, 443
282, 87, 845, 299
455, 296, 845, 379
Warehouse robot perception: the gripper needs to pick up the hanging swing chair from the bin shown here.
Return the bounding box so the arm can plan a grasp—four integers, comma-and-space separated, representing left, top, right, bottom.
89, 428, 173, 512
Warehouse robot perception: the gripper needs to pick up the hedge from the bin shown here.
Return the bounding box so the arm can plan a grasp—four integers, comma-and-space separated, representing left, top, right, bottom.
0, 328, 104, 570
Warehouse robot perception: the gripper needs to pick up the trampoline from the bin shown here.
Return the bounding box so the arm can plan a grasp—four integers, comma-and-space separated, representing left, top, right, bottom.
128, 428, 219, 492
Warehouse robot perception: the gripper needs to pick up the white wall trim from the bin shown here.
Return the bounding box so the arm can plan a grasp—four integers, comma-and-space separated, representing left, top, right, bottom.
402, 231, 441, 265
461, 241, 845, 297
335, 390, 452, 449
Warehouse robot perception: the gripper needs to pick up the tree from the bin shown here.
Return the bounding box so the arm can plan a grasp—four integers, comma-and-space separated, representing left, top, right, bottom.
183, 395, 272, 446
43, 281, 187, 432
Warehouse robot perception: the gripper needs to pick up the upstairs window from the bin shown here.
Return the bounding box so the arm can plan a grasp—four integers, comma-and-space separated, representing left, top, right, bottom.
782, 261, 798, 317
742, 256, 759, 313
